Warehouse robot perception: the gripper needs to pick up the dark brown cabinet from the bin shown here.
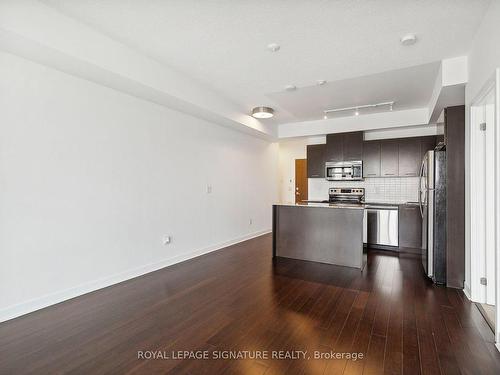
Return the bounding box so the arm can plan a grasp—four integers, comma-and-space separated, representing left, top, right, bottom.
398, 138, 421, 177
380, 139, 399, 177
399, 204, 422, 249
363, 141, 381, 177
343, 132, 364, 161
445, 106, 465, 289
325, 132, 363, 162
325, 134, 343, 162
306, 144, 325, 178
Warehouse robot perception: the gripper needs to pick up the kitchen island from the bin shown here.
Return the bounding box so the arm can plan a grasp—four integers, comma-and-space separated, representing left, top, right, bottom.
272, 203, 366, 269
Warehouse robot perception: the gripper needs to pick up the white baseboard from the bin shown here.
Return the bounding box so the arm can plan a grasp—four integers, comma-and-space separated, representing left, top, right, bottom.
463, 283, 472, 300
0, 229, 270, 323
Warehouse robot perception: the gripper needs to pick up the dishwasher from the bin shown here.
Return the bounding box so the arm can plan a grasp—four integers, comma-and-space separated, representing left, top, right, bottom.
363, 205, 399, 249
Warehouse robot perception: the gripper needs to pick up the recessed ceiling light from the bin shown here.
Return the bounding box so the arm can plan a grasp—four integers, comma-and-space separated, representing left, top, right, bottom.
285, 85, 297, 91
400, 34, 417, 46
251, 106, 274, 119
267, 43, 280, 52
317, 80, 327, 86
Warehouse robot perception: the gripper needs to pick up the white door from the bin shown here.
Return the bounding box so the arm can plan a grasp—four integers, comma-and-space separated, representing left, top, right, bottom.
471, 87, 496, 304
484, 89, 496, 305
469, 72, 498, 343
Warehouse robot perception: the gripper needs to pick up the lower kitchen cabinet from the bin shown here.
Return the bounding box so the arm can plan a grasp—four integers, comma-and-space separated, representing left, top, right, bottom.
398, 204, 422, 250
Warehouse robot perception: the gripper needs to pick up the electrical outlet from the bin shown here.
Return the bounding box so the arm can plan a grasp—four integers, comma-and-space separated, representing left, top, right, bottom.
207, 184, 212, 194
162, 235, 172, 245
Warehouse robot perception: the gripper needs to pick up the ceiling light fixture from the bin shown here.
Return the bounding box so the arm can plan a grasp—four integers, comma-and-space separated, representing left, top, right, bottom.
317, 80, 327, 86
323, 101, 395, 117
251, 106, 274, 119
285, 85, 297, 91
267, 43, 280, 52
323, 115, 328, 120
400, 34, 417, 46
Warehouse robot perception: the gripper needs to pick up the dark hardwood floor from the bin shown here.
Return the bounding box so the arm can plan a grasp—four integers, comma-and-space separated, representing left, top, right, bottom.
1, 234, 499, 374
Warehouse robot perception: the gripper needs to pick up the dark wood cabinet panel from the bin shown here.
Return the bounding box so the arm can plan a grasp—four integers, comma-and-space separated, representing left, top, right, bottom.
380, 139, 399, 177
363, 141, 381, 177
399, 204, 422, 249
343, 132, 364, 161
398, 138, 421, 177
306, 144, 325, 178
420, 135, 436, 160
445, 106, 465, 288
325, 134, 343, 162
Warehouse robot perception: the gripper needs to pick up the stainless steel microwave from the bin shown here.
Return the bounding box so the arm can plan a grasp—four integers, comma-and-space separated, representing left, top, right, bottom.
325, 161, 363, 181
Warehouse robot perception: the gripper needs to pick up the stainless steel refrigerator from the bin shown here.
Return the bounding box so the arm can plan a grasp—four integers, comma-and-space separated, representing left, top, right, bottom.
419, 149, 447, 284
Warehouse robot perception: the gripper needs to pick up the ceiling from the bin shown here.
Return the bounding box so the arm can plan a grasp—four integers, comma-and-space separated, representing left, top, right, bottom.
41, 0, 490, 124
268, 62, 440, 120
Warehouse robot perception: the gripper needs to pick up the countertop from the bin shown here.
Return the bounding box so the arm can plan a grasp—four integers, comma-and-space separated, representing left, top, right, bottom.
274, 202, 365, 210
275, 201, 416, 210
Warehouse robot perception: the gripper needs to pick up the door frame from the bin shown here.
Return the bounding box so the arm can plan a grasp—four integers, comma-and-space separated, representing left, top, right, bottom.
467, 68, 500, 348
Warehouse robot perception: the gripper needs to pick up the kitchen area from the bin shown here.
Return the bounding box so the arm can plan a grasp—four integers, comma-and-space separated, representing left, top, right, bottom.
274, 106, 465, 288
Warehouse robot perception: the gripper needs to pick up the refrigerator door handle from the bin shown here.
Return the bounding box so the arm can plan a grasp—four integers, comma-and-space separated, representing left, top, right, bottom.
418, 186, 423, 218
418, 157, 426, 218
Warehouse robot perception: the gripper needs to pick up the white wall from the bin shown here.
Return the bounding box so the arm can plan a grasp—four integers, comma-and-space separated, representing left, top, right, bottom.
278, 136, 325, 203
465, 0, 500, 297
467, 1, 500, 102
0, 52, 278, 321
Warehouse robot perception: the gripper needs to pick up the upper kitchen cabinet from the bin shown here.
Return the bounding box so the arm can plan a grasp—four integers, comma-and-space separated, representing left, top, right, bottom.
325, 132, 363, 162
363, 141, 381, 177
343, 132, 364, 161
398, 137, 421, 177
380, 139, 399, 177
325, 134, 343, 162
420, 136, 436, 159
306, 144, 325, 178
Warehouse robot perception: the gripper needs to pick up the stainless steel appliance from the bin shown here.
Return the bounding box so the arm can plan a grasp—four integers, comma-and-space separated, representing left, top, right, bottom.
325, 161, 363, 181
363, 205, 399, 248
419, 149, 446, 284
328, 187, 364, 204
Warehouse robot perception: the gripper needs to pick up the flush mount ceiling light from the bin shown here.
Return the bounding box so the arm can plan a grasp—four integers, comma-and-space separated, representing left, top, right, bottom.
252, 106, 274, 119
267, 43, 280, 52
285, 85, 297, 91
323, 101, 395, 117
400, 34, 417, 46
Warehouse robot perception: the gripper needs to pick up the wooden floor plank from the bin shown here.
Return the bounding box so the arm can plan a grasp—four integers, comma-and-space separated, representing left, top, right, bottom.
0, 234, 498, 375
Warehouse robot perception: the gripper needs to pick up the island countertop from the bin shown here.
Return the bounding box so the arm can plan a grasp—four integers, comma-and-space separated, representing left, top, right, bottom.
273, 202, 365, 210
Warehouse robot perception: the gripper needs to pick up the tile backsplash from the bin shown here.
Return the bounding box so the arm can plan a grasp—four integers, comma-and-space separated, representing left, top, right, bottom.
308, 177, 420, 204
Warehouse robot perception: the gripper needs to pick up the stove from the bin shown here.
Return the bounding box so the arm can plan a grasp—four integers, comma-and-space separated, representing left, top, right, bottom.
328, 187, 365, 205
